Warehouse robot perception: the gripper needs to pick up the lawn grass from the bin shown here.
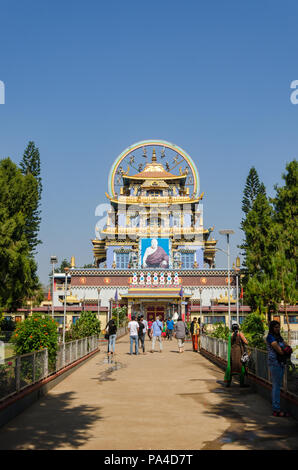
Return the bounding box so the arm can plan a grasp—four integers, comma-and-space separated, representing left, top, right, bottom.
4, 344, 15, 359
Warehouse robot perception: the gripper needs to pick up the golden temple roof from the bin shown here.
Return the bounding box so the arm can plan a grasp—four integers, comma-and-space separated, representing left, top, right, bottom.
215, 293, 236, 304
58, 292, 81, 304
123, 149, 187, 181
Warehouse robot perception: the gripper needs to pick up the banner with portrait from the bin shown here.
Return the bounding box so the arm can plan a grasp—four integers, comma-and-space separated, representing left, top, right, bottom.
139, 238, 171, 269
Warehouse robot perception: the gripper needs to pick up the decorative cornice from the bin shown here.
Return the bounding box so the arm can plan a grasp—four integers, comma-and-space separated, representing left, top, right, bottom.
67, 269, 236, 277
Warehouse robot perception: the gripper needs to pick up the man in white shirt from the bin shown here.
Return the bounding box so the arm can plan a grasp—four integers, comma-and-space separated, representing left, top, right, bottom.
128, 315, 139, 355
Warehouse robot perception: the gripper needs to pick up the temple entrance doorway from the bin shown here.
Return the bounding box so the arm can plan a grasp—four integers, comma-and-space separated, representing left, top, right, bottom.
146, 304, 165, 322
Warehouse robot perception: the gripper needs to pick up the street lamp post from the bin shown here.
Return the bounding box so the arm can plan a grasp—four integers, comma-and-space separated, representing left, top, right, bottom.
235, 256, 240, 325
219, 230, 234, 329
63, 267, 69, 344
97, 288, 101, 321
50, 256, 58, 319
199, 287, 203, 326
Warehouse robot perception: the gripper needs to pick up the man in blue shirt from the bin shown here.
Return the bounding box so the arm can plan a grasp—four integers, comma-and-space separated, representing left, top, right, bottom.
166, 318, 174, 341
151, 315, 163, 353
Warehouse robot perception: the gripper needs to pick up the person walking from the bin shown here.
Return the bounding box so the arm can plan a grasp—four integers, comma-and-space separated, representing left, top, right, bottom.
174, 316, 186, 353
147, 319, 153, 340
151, 315, 163, 353
224, 322, 249, 387
266, 320, 292, 417
190, 317, 200, 352
128, 315, 139, 355
105, 318, 117, 356
166, 317, 174, 340
161, 321, 167, 338
138, 314, 147, 354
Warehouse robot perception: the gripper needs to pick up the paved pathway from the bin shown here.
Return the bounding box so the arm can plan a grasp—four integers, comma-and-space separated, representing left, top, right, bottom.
0, 336, 298, 450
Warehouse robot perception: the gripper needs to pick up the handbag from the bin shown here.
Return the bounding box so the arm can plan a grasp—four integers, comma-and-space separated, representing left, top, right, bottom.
104, 326, 109, 340
241, 352, 250, 364
239, 336, 250, 364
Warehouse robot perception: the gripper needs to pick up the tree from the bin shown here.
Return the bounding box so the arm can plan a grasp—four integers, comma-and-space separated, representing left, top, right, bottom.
20, 141, 42, 253
240, 161, 298, 326
112, 306, 128, 327
0, 158, 40, 311
241, 313, 266, 349
272, 160, 298, 264
241, 167, 264, 216
245, 273, 281, 322
240, 167, 266, 263
241, 189, 276, 275
269, 250, 297, 341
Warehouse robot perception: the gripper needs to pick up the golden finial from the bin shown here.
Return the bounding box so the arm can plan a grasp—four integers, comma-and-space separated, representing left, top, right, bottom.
152, 148, 157, 162
71, 256, 76, 268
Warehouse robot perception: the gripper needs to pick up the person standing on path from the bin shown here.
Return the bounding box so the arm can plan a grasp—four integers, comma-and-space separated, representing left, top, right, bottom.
190, 317, 200, 352
128, 315, 139, 355
138, 314, 147, 354
224, 322, 249, 387
151, 315, 163, 353
105, 318, 117, 356
147, 319, 153, 340
174, 316, 186, 353
166, 317, 174, 340
266, 320, 291, 417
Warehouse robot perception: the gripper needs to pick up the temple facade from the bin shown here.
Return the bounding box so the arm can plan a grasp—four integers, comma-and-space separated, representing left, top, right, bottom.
51, 140, 242, 325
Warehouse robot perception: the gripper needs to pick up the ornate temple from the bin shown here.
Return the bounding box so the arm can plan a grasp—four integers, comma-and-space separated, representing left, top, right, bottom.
51, 140, 240, 324
11, 140, 298, 330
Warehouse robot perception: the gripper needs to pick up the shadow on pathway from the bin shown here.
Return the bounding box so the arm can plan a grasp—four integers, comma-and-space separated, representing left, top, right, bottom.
0, 391, 102, 450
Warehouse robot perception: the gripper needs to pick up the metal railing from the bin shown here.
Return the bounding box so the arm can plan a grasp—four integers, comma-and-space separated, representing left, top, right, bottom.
0, 335, 99, 403
201, 335, 298, 399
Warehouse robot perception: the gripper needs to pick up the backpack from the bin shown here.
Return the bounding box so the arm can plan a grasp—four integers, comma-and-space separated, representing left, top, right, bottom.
138, 321, 145, 336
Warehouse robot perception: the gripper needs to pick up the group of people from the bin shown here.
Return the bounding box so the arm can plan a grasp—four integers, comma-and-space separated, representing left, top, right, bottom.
127, 314, 201, 355
224, 319, 293, 418
106, 315, 292, 418
106, 314, 201, 356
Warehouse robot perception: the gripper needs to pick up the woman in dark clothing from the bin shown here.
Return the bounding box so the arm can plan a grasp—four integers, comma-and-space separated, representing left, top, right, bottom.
105, 319, 117, 355
266, 320, 291, 417
224, 322, 248, 387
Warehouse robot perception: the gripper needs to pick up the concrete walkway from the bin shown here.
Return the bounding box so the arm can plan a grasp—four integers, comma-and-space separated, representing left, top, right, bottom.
0, 335, 298, 450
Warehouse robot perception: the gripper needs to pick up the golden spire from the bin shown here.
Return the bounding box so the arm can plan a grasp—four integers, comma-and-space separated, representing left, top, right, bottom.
71, 256, 76, 268
152, 148, 157, 162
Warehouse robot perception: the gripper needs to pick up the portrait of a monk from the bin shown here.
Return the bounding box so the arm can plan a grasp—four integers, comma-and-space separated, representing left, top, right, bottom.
142, 238, 169, 268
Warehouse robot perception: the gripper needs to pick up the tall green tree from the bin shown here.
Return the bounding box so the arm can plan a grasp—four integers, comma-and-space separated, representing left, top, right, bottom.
272, 160, 298, 263
241, 161, 298, 325
269, 250, 297, 339
20, 141, 42, 253
240, 167, 266, 262
241, 167, 264, 216
0, 158, 40, 311
241, 189, 277, 275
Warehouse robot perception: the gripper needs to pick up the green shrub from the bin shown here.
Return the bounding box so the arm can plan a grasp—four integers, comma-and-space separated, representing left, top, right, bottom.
67, 311, 101, 340
10, 314, 59, 367
241, 313, 266, 349
210, 322, 230, 340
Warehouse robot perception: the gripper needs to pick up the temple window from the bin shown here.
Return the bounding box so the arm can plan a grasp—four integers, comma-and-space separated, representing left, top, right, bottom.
146, 190, 162, 197
181, 252, 195, 269
116, 252, 130, 269
146, 217, 164, 227
204, 316, 226, 324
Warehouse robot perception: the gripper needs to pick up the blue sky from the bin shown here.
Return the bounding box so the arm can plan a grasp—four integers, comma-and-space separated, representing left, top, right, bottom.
0, 0, 297, 285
